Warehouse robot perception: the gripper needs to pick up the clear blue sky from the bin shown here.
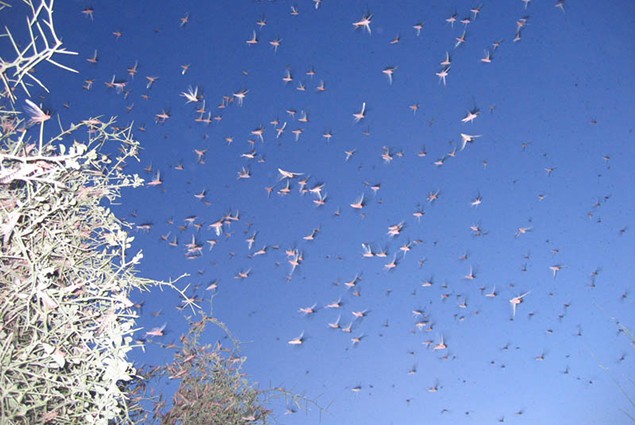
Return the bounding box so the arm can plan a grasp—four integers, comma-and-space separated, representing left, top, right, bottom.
9, 0, 635, 423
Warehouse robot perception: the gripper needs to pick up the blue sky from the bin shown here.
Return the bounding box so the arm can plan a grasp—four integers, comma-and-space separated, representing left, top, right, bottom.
9, 0, 635, 423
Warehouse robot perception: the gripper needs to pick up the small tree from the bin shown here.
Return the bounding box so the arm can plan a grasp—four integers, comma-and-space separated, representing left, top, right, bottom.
0, 113, 153, 424
143, 315, 273, 425
1, 2, 321, 424
129, 314, 323, 425
0, 1, 160, 423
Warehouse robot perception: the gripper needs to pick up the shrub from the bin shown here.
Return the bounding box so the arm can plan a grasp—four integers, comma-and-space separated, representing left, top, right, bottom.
0, 111, 156, 424
1, 3, 319, 424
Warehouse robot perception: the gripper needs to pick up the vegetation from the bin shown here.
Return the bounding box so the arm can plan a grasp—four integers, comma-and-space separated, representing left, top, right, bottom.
1, 113, 149, 423
1, 2, 318, 424
130, 315, 274, 424
1, 1, 148, 422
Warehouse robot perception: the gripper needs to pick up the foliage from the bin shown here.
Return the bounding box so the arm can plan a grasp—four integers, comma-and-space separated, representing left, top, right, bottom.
1, 2, 319, 425
129, 314, 323, 425
129, 315, 270, 425
0, 108, 155, 424
0, 1, 153, 423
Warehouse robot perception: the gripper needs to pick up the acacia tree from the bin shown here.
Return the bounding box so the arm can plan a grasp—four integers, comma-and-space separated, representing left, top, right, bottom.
130, 315, 274, 425
127, 311, 324, 425
0, 8, 156, 421
0, 2, 317, 424
0, 1, 174, 423
0, 114, 151, 423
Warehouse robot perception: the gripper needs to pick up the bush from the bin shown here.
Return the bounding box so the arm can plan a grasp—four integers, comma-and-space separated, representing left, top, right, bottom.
133, 315, 273, 425
128, 313, 323, 425
1, 3, 320, 424
0, 112, 154, 424
0, 1, 159, 422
